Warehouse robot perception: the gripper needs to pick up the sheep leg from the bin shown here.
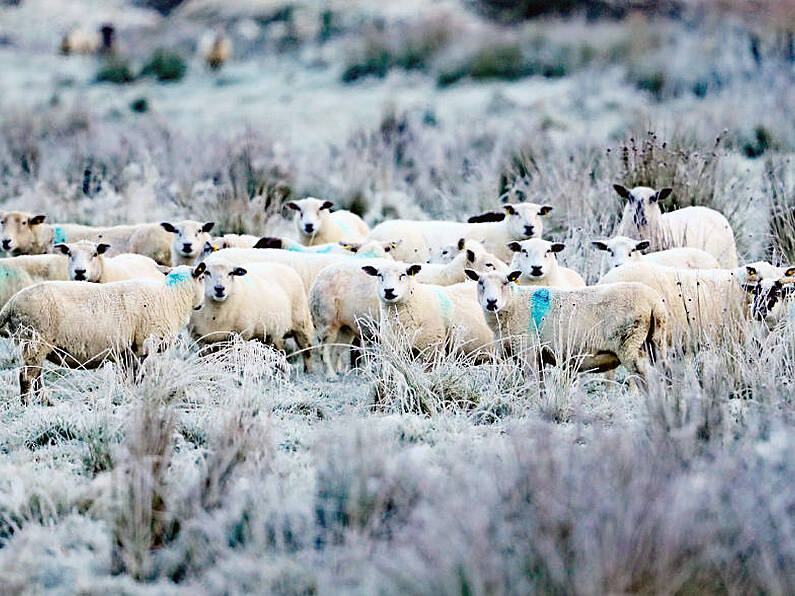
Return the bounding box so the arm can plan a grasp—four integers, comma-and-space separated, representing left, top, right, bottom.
292, 329, 314, 375
320, 327, 339, 376
349, 334, 363, 370
19, 345, 47, 403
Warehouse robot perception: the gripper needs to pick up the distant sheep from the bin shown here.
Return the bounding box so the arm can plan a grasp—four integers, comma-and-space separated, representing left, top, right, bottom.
0, 255, 69, 312
0, 264, 206, 398
60, 24, 114, 55
506, 239, 585, 288
592, 235, 720, 270
203, 32, 232, 70
367, 202, 552, 263
190, 260, 314, 372
0, 211, 172, 265
54, 241, 163, 283
614, 184, 738, 268
160, 220, 215, 266
465, 268, 667, 378
361, 262, 493, 359
285, 198, 369, 246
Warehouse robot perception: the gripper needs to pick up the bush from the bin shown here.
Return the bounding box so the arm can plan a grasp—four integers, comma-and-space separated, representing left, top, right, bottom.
96, 56, 135, 84
141, 50, 187, 82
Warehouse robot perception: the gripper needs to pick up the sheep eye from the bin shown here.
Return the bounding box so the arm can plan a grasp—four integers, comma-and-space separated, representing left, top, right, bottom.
399, 274, 406, 280
21, 221, 27, 226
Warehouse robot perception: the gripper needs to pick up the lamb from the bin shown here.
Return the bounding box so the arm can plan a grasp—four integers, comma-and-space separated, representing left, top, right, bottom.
464, 269, 668, 378
614, 184, 738, 268
160, 220, 216, 266
367, 202, 552, 263
592, 235, 721, 270
361, 262, 493, 359
54, 241, 164, 283
285, 198, 369, 246
0, 255, 69, 312
0, 264, 206, 398
310, 247, 506, 375
0, 211, 172, 264
506, 239, 586, 288
189, 260, 314, 372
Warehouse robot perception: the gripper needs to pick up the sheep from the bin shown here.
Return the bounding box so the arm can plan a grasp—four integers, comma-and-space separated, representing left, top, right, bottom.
251, 236, 399, 257
361, 262, 493, 359
189, 260, 314, 372
0, 255, 69, 312
597, 261, 764, 347
0, 211, 172, 264
0, 264, 206, 398
54, 241, 164, 283
464, 269, 668, 378
160, 220, 216, 266
427, 238, 468, 264
203, 31, 232, 70
506, 239, 586, 288
591, 235, 721, 270
739, 262, 795, 324
367, 202, 552, 263
60, 25, 114, 55
285, 198, 369, 246
614, 184, 738, 268
310, 247, 506, 375
198, 234, 261, 261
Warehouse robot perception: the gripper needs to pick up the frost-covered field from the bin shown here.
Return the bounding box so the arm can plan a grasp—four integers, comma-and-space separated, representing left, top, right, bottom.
0, 0, 794, 593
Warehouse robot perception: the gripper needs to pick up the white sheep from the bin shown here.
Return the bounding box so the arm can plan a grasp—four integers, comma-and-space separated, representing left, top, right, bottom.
198, 234, 262, 261
614, 184, 738, 268
361, 262, 493, 359
0, 255, 69, 312
0, 211, 172, 264
160, 220, 216, 266
189, 260, 315, 372
464, 268, 668, 378
506, 239, 586, 288
251, 236, 399, 257
310, 247, 506, 375
426, 238, 468, 264
285, 198, 369, 246
54, 241, 164, 283
367, 202, 552, 263
0, 264, 206, 398
592, 235, 721, 270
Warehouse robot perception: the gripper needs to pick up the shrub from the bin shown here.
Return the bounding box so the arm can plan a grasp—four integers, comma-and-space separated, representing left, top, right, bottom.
141, 50, 187, 82
96, 56, 135, 84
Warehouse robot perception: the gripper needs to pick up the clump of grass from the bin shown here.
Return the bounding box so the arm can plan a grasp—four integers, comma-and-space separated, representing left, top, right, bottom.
141, 49, 187, 82
96, 56, 135, 84
766, 157, 795, 262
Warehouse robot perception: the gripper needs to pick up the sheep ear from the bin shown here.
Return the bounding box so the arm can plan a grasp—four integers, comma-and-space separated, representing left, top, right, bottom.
503, 205, 517, 216
203, 241, 216, 253
539, 205, 553, 216
464, 269, 480, 281
507, 270, 522, 283
457, 238, 466, 250
406, 264, 422, 277
161, 222, 177, 233
231, 267, 247, 277
635, 240, 651, 252
320, 200, 334, 211
613, 184, 632, 200
202, 222, 215, 233
192, 262, 206, 278
253, 236, 282, 249
284, 201, 300, 211
30, 214, 46, 225
468, 212, 505, 223
652, 187, 673, 203
96, 243, 111, 255
506, 241, 522, 253
466, 249, 476, 263
361, 266, 379, 277
340, 242, 359, 253
54, 243, 70, 256
745, 266, 758, 277
550, 242, 565, 253
591, 241, 609, 251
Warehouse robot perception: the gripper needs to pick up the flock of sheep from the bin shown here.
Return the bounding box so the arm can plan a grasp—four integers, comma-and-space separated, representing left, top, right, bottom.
0, 183, 791, 399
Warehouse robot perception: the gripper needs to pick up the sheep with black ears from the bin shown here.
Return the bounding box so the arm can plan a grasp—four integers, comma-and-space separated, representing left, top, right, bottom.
160, 220, 216, 266
55, 241, 163, 283
189, 260, 315, 372
507, 238, 585, 288
592, 235, 720, 270
614, 184, 738, 268
285, 198, 369, 246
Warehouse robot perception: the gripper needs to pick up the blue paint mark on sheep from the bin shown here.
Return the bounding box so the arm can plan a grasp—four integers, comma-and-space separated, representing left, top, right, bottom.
0, 264, 16, 283
287, 245, 334, 254
529, 288, 551, 333
432, 287, 454, 327
53, 226, 67, 244
165, 271, 191, 287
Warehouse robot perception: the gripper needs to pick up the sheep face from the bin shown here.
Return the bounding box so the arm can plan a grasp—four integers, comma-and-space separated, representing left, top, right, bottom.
285, 198, 333, 239
199, 238, 230, 261
503, 202, 552, 240
428, 238, 468, 264
55, 240, 110, 282
165, 263, 207, 310
740, 262, 795, 323
340, 240, 399, 259
592, 236, 650, 269
614, 185, 672, 232
161, 221, 215, 260
201, 261, 247, 303
0, 211, 47, 255
508, 238, 564, 280
467, 270, 522, 313
362, 263, 422, 304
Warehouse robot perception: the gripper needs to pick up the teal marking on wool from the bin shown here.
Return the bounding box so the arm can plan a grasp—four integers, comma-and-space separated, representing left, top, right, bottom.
432, 287, 454, 326
529, 288, 551, 332
0, 264, 17, 282
165, 271, 191, 287
287, 245, 334, 254
52, 226, 67, 244
357, 251, 379, 259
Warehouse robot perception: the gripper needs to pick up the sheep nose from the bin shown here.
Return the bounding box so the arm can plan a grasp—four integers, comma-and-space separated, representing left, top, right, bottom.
530, 266, 543, 276
214, 285, 225, 296
383, 288, 396, 299
74, 269, 86, 280
524, 225, 534, 236
304, 223, 314, 233
486, 298, 498, 311
182, 242, 193, 252
1, 239, 10, 250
